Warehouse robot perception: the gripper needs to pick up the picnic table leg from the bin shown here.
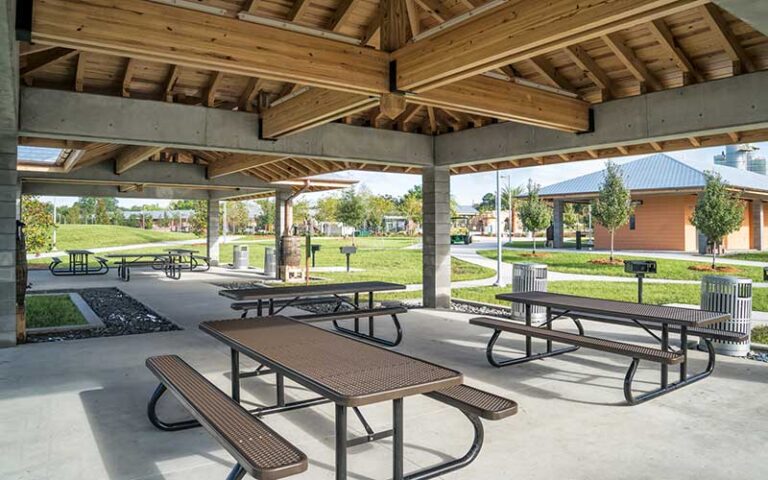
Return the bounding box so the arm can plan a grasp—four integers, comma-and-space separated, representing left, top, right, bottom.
354, 293, 360, 333
231, 349, 240, 403
368, 292, 375, 337
680, 326, 688, 381
257, 299, 263, 317
276, 373, 286, 407
545, 307, 552, 353
335, 404, 347, 480
525, 304, 532, 357
660, 324, 669, 388
269, 299, 274, 315
393, 398, 404, 480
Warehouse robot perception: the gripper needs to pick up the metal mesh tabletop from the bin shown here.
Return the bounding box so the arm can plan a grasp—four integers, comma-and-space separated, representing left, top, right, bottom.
200, 316, 462, 407
219, 281, 406, 301
497, 291, 730, 327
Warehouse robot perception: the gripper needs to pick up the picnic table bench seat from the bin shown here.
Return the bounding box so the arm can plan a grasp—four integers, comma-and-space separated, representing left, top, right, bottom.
292, 306, 407, 323
231, 296, 353, 316
553, 310, 749, 343
146, 355, 308, 480
426, 384, 518, 420
471, 317, 684, 365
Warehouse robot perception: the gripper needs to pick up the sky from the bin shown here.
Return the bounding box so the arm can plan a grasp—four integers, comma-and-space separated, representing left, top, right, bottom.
34, 143, 766, 209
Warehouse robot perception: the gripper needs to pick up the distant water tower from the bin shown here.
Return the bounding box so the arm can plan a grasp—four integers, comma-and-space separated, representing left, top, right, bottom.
714, 144, 767, 175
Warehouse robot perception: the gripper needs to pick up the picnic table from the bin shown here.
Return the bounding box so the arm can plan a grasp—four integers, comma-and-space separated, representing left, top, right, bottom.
172, 315, 517, 480
49, 249, 109, 276
106, 252, 183, 281
471, 291, 746, 405
220, 281, 407, 346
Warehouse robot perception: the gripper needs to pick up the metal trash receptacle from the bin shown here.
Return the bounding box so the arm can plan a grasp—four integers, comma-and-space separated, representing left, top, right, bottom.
264, 247, 276, 277
232, 245, 249, 270
700, 275, 752, 356
511, 263, 548, 323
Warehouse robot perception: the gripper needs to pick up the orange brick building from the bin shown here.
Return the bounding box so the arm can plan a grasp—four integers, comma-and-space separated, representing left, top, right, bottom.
539, 155, 767, 253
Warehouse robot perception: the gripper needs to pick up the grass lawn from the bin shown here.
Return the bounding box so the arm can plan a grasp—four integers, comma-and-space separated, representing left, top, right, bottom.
450, 281, 768, 312
752, 326, 768, 344
26, 294, 86, 328
479, 249, 767, 282
725, 252, 768, 263
50, 224, 198, 251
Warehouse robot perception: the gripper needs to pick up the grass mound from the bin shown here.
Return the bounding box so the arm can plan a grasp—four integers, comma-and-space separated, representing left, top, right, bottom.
687, 264, 741, 274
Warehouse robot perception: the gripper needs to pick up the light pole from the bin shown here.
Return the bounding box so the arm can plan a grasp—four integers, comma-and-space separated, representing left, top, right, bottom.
222, 201, 228, 244
494, 170, 505, 286
52, 197, 57, 249
501, 174, 513, 243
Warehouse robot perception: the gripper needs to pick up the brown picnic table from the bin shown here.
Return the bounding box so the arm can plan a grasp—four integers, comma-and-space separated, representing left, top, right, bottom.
165, 315, 517, 480
219, 281, 407, 346
471, 291, 745, 405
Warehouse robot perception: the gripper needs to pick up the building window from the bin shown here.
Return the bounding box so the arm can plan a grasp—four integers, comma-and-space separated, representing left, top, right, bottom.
629, 214, 636, 230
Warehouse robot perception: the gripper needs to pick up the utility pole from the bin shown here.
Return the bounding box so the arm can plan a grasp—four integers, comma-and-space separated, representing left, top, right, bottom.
222, 201, 228, 244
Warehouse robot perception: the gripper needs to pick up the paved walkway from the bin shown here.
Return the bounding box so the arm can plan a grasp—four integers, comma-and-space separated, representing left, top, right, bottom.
2, 269, 765, 480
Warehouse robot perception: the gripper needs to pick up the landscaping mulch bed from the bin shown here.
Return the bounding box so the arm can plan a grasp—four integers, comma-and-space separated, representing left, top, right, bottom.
687, 264, 742, 274
588, 257, 624, 266
26, 288, 180, 343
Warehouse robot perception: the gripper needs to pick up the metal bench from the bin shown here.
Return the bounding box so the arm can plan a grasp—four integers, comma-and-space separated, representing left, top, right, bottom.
114, 259, 164, 281
293, 305, 407, 346
470, 317, 688, 405
400, 384, 517, 480
146, 355, 308, 480
48, 256, 62, 273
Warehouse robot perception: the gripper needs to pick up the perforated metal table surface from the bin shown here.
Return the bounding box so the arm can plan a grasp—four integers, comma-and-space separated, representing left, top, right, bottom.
219, 281, 406, 301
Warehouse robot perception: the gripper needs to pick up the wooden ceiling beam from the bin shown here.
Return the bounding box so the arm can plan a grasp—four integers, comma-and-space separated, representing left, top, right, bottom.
647, 19, 703, 83
564, 45, 614, 100
207, 154, 287, 179
115, 146, 166, 174
261, 88, 377, 139
74, 51, 87, 92
699, 3, 755, 74
287, 0, 312, 22
122, 58, 137, 97
328, 0, 361, 32
31, 0, 389, 95
409, 75, 590, 132
20, 47, 78, 79
240, 77, 264, 112
163, 65, 180, 102
392, 0, 706, 92
414, 0, 449, 23
527, 56, 575, 93
404, 0, 421, 36
602, 32, 662, 91
206, 71, 224, 107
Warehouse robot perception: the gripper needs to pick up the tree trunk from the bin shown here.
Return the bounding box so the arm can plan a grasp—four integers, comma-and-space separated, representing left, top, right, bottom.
532, 234, 536, 255
610, 230, 615, 262
712, 243, 717, 269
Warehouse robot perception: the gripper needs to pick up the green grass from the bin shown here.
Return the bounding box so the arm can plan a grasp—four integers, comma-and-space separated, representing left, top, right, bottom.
752, 325, 768, 344
26, 294, 86, 329
52, 224, 197, 251
503, 239, 586, 250
724, 252, 768, 262
448, 281, 768, 312
479, 249, 767, 282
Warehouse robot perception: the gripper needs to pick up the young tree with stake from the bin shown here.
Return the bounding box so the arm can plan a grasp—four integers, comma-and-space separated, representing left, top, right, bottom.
690, 172, 745, 268
518, 180, 552, 254
592, 161, 632, 262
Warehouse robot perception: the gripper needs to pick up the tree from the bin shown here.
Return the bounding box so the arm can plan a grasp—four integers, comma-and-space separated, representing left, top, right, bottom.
563, 203, 580, 231
475, 192, 496, 213
365, 195, 396, 233
315, 196, 339, 223
254, 199, 275, 232
501, 184, 524, 236
399, 195, 422, 235
95, 199, 110, 224
226, 201, 250, 234
292, 199, 311, 226
690, 172, 745, 268
188, 200, 208, 236
336, 188, 365, 230
21, 196, 54, 254
518, 180, 552, 254
63, 204, 81, 224
592, 161, 633, 261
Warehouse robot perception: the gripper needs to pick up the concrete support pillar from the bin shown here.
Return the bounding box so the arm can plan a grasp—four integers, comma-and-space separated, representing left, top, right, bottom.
206, 199, 220, 266
274, 189, 291, 267
552, 199, 565, 248
0, 133, 17, 347
422, 166, 451, 309
752, 200, 765, 251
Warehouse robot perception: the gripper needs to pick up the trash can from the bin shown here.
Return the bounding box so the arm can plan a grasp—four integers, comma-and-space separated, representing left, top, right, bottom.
511, 263, 548, 323
264, 247, 276, 277
700, 275, 752, 356
232, 245, 249, 270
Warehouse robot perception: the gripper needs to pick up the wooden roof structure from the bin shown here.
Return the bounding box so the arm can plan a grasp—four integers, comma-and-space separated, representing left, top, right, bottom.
15, 0, 768, 184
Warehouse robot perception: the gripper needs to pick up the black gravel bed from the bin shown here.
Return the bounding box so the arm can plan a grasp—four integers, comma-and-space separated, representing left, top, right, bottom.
26, 288, 180, 343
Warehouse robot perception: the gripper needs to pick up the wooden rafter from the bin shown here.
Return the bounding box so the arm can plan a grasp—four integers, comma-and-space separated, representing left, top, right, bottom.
287, 0, 312, 22
243, 0, 261, 14
115, 146, 165, 174
647, 19, 703, 83
239, 77, 264, 112
603, 32, 662, 91
122, 58, 137, 97
414, 0, 449, 23
20, 47, 77, 79
74, 51, 87, 92
404, 0, 421, 36
32, 0, 390, 95
392, 0, 706, 92
206, 71, 224, 107
699, 3, 755, 74
564, 45, 614, 100
208, 154, 287, 179
163, 65, 180, 102
527, 56, 575, 92
328, 0, 361, 31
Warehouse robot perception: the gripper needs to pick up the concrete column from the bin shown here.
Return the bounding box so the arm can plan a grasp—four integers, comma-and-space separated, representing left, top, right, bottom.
274, 189, 291, 267
422, 166, 451, 309
206, 199, 220, 266
552, 199, 565, 248
752, 200, 765, 251
0, 133, 17, 347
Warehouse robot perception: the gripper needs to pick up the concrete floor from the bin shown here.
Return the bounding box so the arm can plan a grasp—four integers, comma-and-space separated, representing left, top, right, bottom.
1, 269, 767, 480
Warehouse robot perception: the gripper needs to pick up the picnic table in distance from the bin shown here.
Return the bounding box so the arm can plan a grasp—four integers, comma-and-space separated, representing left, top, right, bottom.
49, 249, 109, 276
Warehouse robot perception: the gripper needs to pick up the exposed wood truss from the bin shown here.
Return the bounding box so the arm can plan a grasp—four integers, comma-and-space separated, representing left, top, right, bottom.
114, 146, 166, 174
